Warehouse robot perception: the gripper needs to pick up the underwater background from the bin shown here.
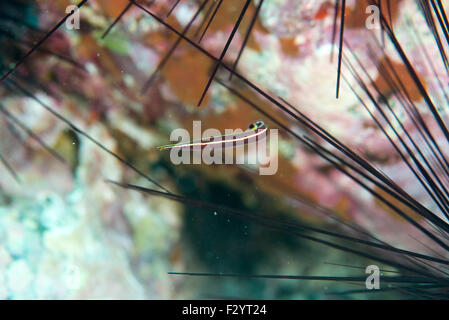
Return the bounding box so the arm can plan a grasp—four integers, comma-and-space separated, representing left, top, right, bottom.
0, 0, 449, 299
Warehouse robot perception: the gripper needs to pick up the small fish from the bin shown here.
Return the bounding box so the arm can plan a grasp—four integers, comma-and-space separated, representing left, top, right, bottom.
157, 120, 267, 151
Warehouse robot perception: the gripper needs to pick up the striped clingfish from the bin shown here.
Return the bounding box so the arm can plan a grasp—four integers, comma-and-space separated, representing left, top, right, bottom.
157, 120, 267, 151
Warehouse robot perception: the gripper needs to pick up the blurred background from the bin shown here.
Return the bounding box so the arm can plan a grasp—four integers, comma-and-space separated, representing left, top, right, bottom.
0, 0, 446, 299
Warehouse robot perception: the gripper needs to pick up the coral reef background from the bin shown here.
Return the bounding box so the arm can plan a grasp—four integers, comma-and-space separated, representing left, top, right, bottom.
0, 0, 447, 299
